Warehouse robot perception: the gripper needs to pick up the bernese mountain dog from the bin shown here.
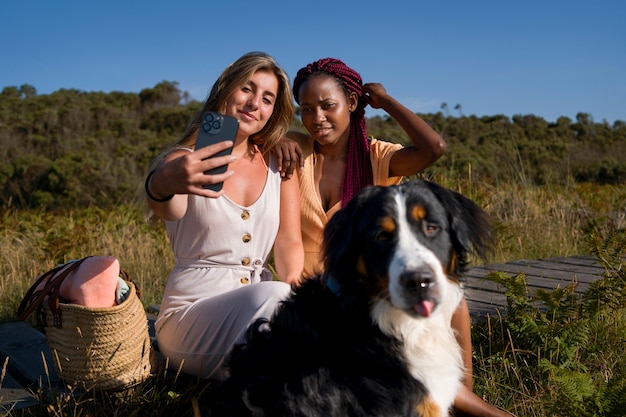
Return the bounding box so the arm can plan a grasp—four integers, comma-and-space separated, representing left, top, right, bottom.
207, 179, 493, 417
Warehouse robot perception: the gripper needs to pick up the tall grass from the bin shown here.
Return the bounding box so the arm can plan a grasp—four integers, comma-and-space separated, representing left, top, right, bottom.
0, 205, 173, 324
1, 180, 625, 416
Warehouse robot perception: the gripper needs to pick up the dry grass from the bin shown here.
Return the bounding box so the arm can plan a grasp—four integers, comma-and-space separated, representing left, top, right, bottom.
3, 180, 624, 322
0, 206, 173, 323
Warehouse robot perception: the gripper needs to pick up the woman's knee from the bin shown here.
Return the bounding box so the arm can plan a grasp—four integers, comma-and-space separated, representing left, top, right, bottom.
257, 281, 291, 304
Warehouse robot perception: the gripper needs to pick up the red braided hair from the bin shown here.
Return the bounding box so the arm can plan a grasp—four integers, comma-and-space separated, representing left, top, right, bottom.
293, 58, 373, 206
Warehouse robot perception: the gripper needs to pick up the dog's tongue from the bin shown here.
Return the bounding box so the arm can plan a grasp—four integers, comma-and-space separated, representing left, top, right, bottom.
414, 300, 435, 317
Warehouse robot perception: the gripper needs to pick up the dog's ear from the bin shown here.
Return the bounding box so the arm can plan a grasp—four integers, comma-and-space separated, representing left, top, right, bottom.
322, 185, 384, 276
419, 180, 493, 274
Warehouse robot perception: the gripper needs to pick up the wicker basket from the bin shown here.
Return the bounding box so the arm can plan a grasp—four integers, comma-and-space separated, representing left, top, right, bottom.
18, 257, 156, 391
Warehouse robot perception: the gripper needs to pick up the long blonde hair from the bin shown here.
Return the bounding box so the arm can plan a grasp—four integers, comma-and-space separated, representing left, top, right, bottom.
153, 52, 293, 169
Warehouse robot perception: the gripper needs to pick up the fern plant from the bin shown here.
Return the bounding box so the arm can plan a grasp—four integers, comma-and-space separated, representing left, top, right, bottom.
472, 228, 626, 416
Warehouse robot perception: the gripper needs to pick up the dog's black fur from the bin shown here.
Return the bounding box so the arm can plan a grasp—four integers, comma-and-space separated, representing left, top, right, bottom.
207, 179, 492, 417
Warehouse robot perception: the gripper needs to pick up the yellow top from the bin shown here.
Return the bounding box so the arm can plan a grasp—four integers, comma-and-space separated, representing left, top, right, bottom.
297, 137, 403, 277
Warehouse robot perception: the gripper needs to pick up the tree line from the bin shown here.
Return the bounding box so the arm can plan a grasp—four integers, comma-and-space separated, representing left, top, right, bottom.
1, 81, 624, 211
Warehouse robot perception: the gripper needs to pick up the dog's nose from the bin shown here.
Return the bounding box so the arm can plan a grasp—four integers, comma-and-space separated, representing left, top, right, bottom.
399, 271, 436, 292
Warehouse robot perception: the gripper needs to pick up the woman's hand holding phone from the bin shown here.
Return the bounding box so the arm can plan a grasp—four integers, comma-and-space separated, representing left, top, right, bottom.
195, 111, 239, 191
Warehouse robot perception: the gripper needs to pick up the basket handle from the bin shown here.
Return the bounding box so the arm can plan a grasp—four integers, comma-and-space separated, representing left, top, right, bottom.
17, 257, 92, 328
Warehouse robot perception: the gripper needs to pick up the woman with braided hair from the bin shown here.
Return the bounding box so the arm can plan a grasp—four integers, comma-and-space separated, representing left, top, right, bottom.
274, 58, 513, 416
277, 57, 446, 278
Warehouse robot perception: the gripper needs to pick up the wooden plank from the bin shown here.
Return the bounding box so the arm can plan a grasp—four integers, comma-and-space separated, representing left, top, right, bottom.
465, 269, 584, 297
0, 323, 57, 412
467, 271, 588, 297
521, 276, 585, 294
0, 371, 23, 390
463, 255, 606, 319
511, 259, 605, 278
0, 386, 39, 412
463, 282, 508, 320
467, 303, 507, 320
542, 255, 623, 271
147, 312, 159, 353
517, 255, 604, 269
0, 322, 60, 387
470, 264, 596, 294
545, 255, 604, 267
479, 262, 597, 282
464, 288, 507, 306
464, 272, 504, 290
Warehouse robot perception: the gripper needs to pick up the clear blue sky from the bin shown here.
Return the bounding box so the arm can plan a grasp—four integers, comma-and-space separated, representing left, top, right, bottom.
2, 0, 624, 124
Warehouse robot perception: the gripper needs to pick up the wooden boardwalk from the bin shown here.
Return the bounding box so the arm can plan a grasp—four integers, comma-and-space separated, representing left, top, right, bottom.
463, 255, 607, 319
0, 255, 608, 412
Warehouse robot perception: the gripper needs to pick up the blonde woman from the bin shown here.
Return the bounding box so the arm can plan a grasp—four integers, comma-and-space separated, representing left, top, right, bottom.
146, 52, 303, 379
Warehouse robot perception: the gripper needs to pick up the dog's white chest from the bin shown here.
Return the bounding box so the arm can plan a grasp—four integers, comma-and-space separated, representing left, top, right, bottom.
404, 285, 464, 416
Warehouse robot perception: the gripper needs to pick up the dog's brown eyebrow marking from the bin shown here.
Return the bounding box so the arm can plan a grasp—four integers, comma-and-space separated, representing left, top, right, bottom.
410, 205, 427, 221
356, 256, 368, 276
380, 216, 396, 233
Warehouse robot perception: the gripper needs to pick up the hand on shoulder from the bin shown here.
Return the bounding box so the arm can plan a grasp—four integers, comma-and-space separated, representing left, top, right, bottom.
274, 131, 309, 178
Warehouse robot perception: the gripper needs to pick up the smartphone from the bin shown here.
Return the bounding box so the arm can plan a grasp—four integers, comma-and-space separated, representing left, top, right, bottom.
195, 111, 239, 191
